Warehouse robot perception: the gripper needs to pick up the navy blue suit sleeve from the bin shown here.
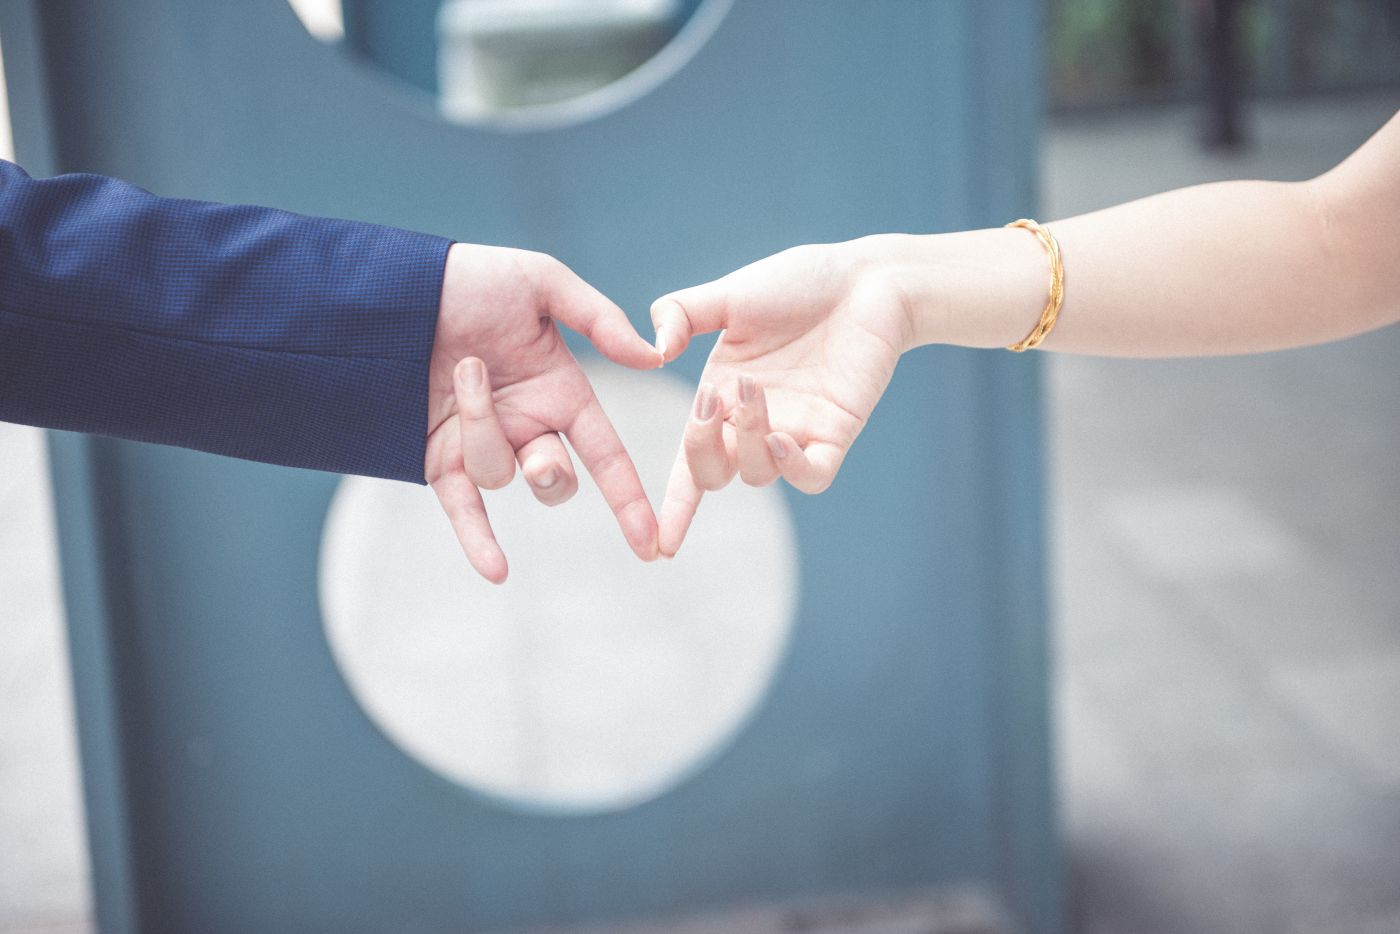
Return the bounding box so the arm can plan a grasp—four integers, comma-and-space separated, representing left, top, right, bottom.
0, 159, 451, 483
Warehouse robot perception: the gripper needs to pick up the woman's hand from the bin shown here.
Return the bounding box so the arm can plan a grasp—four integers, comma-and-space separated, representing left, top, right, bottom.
652, 110, 1400, 558
651, 230, 1047, 557
650, 238, 917, 556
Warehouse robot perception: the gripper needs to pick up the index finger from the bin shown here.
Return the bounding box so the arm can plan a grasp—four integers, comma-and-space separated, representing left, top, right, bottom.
566, 396, 659, 562
544, 260, 663, 371
658, 444, 703, 558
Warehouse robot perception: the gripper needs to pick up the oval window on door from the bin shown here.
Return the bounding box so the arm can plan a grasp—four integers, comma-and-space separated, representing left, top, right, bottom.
288, 0, 726, 127
318, 364, 799, 814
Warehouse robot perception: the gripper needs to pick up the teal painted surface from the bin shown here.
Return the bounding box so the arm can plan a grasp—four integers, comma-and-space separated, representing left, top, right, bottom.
2, 1, 1061, 931
341, 0, 444, 95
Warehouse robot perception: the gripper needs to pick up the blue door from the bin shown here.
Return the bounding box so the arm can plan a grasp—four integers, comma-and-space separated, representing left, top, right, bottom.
0, 1, 1060, 931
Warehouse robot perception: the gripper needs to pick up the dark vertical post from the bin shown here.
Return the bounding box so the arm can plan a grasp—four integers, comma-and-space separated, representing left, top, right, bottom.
1201, 0, 1247, 149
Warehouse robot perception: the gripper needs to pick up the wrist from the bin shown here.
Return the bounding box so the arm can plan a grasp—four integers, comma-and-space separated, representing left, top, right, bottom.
854, 228, 1049, 352
428, 243, 469, 435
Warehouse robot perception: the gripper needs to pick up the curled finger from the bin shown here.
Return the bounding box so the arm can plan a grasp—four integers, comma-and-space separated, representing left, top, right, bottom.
764, 433, 846, 495
516, 432, 578, 507
735, 374, 779, 486
684, 382, 736, 491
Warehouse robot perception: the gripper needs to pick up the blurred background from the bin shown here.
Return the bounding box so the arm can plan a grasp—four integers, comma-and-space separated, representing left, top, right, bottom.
1, 1, 1398, 932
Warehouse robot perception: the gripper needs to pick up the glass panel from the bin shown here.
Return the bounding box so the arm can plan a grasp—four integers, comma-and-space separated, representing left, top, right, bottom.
289, 0, 708, 123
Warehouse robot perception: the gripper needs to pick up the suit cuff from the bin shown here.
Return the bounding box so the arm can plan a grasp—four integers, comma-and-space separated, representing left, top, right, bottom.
305, 226, 452, 484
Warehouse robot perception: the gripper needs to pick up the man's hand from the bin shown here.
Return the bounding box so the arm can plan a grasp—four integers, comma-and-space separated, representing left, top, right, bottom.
425, 244, 663, 582
651, 239, 913, 557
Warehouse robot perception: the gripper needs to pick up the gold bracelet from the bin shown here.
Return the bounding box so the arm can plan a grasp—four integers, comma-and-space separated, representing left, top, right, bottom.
1004, 218, 1064, 352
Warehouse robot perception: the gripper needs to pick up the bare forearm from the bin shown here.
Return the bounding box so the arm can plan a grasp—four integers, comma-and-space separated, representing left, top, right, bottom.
892, 111, 1400, 358
1047, 178, 1368, 356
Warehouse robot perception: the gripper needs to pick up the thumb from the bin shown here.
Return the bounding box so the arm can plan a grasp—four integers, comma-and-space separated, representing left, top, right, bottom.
546, 262, 663, 370
650, 278, 731, 364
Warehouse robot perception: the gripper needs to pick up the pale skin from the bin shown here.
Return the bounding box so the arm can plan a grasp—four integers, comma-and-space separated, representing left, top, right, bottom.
425, 244, 663, 583
653, 110, 1400, 556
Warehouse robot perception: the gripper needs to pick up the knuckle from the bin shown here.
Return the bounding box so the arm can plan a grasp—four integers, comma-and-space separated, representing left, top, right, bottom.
541, 484, 577, 506
460, 403, 496, 422
691, 464, 731, 491
532, 470, 577, 502
533, 488, 564, 505
474, 465, 515, 491
740, 468, 776, 487
522, 249, 555, 270
616, 493, 649, 515
538, 253, 573, 285
737, 408, 766, 430
589, 448, 632, 479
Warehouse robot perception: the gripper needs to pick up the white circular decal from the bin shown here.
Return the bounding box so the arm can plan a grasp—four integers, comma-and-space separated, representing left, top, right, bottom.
319, 364, 798, 813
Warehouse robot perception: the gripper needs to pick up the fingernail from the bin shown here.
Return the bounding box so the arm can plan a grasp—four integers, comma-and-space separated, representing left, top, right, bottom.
695, 383, 717, 421
462, 358, 486, 391
767, 435, 787, 460
534, 468, 558, 490
655, 329, 669, 360
739, 374, 756, 405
